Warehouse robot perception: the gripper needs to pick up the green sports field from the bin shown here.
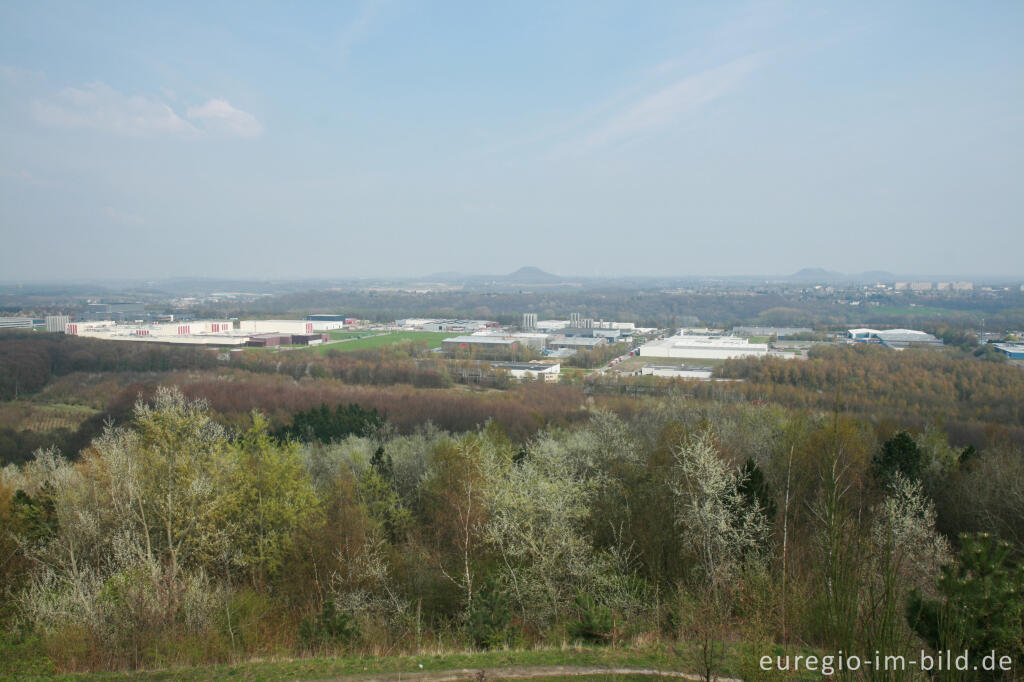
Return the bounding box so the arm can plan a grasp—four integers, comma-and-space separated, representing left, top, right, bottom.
314, 331, 453, 353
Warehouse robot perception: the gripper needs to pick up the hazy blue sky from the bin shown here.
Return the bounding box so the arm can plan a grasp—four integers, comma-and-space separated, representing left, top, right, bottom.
1, 1, 1022, 280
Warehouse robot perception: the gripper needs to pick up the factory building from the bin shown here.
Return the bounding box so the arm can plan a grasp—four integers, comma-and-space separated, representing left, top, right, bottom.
246, 334, 291, 348
246, 333, 327, 348
549, 336, 608, 351
846, 328, 942, 350
45, 315, 70, 333
240, 320, 315, 335
522, 313, 537, 330
536, 320, 569, 332
847, 328, 876, 341
0, 317, 34, 329
306, 314, 348, 330
399, 318, 497, 333
562, 327, 622, 340
639, 335, 768, 359
442, 336, 519, 356
733, 326, 813, 338
65, 320, 250, 346
990, 343, 1024, 360
641, 365, 714, 380
148, 320, 233, 335
491, 362, 561, 383
510, 332, 551, 349
65, 320, 116, 335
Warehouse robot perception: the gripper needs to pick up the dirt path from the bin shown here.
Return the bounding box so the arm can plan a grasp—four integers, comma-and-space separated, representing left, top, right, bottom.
329, 665, 741, 681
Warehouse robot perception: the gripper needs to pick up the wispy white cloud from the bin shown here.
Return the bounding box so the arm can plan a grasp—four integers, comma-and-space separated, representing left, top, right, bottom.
187, 98, 264, 138
31, 82, 263, 139
332, 0, 387, 65
33, 82, 196, 137
579, 53, 765, 151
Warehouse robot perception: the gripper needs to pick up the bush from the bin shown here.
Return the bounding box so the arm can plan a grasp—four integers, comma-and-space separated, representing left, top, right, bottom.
907, 533, 1024, 671
467, 580, 513, 649
299, 598, 359, 649
567, 592, 614, 644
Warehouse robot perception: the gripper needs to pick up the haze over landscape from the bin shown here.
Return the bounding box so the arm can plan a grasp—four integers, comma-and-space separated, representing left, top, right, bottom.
2, 1, 1023, 280
4, 4, 1024, 680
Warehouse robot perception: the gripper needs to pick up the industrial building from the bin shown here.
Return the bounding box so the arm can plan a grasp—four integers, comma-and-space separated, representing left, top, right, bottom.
442, 336, 519, 355
240, 320, 316, 335
548, 336, 608, 351
45, 315, 70, 333
491, 362, 561, 382
536, 320, 569, 332
399, 318, 497, 333
846, 328, 942, 350
246, 333, 327, 348
562, 327, 622, 340
510, 332, 551, 349
522, 313, 538, 330
639, 335, 768, 360
874, 329, 943, 350
733, 326, 813, 338
0, 317, 33, 329
991, 343, 1024, 360
66, 319, 250, 346
305, 314, 348, 330
641, 365, 714, 380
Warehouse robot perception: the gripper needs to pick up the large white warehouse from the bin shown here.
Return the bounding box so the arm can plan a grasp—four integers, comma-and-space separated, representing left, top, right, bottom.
66, 320, 249, 345
639, 334, 768, 360
240, 320, 315, 335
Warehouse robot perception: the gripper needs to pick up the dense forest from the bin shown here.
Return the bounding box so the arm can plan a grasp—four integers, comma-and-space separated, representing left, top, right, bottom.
0, 332, 218, 400
707, 346, 1024, 445
2, 388, 1022, 678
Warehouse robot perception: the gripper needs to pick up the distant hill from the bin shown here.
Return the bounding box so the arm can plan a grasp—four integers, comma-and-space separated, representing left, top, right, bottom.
501, 266, 562, 283
787, 268, 897, 283
788, 268, 846, 281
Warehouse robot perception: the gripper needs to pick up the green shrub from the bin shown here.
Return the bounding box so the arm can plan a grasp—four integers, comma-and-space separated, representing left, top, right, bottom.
299, 598, 359, 649
907, 533, 1024, 673
468, 579, 513, 649
567, 592, 614, 644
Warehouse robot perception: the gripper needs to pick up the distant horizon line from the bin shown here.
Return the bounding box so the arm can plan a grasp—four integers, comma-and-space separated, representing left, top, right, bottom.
3, 271, 1024, 286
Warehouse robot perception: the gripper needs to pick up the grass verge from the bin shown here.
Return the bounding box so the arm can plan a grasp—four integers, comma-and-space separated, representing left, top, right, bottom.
25, 641, 807, 681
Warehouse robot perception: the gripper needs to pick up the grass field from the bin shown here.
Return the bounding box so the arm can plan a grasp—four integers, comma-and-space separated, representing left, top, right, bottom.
326, 330, 371, 340
312, 331, 453, 354
44, 642, 804, 681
